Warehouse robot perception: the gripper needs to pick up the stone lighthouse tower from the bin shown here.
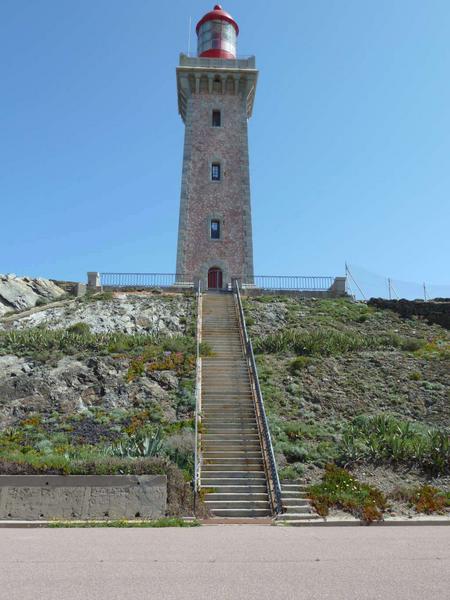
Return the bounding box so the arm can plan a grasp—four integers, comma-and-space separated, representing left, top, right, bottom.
175, 5, 258, 289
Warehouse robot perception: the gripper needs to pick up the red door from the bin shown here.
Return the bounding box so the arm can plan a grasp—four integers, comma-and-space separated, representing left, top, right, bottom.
208, 268, 223, 289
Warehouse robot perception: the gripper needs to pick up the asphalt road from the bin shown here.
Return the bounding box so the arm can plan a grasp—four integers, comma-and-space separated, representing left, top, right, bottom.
0, 525, 449, 600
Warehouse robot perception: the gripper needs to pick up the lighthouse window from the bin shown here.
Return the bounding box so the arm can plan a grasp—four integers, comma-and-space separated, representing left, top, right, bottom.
211, 163, 221, 181
210, 220, 221, 239
212, 110, 221, 127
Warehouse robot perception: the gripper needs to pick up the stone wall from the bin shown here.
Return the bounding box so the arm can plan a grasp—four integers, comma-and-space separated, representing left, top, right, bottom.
368, 298, 450, 330
0, 475, 167, 520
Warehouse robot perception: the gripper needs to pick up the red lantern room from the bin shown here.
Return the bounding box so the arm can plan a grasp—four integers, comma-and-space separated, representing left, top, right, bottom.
196, 4, 239, 59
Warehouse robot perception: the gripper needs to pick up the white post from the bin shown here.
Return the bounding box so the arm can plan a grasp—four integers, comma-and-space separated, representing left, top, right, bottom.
87, 272, 100, 289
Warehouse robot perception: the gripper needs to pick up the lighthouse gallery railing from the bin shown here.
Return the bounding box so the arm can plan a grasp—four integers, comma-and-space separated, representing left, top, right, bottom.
98, 273, 333, 291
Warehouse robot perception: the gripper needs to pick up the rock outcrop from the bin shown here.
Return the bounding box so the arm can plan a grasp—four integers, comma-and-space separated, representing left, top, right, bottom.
0, 274, 65, 317
1, 293, 193, 336
0, 355, 180, 429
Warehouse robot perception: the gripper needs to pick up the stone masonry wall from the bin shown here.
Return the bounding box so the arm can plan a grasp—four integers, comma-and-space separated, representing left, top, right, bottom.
368, 298, 450, 330
176, 90, 254, 288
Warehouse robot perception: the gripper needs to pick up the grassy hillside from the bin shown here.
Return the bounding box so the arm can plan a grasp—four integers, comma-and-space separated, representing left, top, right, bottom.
244, 296, 449, 516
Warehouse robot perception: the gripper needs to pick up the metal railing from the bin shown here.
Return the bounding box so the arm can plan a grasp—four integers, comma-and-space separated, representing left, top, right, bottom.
193, 281, 203, 513
234, 281, 283, 515
251, 275, 334, 291
98, 272, 333, 291
99, 273, 194, 288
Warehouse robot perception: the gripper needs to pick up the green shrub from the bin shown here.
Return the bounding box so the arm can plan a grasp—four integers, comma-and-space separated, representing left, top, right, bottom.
279, 464, 305, 480
67, 322, 91, 335
126, 358, 145, 381
337, 414, 449, 476
277, 441, 308, 463
107, 429, 164, 458
409, 371, 422, 381
199, 342, 214, 357
84, 291, 114, 302
289, 356, 312, 373
308, 464, 387, 522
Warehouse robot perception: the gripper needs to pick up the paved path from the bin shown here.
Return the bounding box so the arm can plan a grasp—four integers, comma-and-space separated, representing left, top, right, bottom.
1, 525, 449, 599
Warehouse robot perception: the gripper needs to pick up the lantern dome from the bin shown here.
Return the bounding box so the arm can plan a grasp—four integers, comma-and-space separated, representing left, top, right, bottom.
196, 5, 239, 59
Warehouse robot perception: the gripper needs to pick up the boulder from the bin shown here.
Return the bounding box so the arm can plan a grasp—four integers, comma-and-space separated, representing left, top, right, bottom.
0, 274, 65, 317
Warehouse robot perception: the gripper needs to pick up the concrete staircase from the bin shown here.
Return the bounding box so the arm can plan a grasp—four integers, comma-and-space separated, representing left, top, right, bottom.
276, 480, 321, 524
200, 292, 271, 518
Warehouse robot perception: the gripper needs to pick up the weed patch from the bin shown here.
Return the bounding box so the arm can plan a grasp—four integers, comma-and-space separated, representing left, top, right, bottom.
308, 464, 387, 522
254, 328, 423, 356
390, 485, 449, 514
48, 517, 200, 528
0, 328, 197, 364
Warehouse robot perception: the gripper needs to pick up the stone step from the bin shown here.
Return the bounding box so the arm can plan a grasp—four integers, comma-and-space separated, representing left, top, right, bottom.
281, 483, 308, 489
202, 446, 261, 452
282, 499, 311, 507
203, 390, 252, 396
203, 412, 256, 418
201, 473, 267, 483
203, 432, 259, 437
205, 493, 269, 502
205, 500, 270, 510
203, 424, 258, 430
202, 394, 254, 399
200, 484, 268, 494
204, 458, 264, 466
277, 513, 320, 521
202, 406, 255, 411
203, 404, 254, 410
208, 508, 271, 518
202, 464, 264, 472
202, 418, 256, 426
202, 433, 259, 438
203, 418, 257, 425
203, 401, 253, 406
281, 492, 308, 499
202, 401, 254, 406
202, 369, 248, 374
203, 451, 262, 458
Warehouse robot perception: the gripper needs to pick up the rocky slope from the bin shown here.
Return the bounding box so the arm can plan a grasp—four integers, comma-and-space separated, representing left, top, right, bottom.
0, 291, 192, 335
0, 292, 196, 427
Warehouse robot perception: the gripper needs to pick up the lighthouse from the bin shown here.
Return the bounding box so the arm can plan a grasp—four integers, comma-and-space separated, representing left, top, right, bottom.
175, 5, 258, 289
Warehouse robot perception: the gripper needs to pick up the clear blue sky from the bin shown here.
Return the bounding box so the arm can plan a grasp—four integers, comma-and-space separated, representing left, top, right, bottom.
1, 0, 449, 292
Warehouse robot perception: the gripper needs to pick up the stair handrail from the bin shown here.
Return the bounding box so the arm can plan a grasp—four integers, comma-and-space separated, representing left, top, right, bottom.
193, 280, 203, 514
234, 281, 283, 515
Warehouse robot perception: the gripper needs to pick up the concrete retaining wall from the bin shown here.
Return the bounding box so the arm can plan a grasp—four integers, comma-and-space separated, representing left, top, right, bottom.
0, 475, 167, 521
